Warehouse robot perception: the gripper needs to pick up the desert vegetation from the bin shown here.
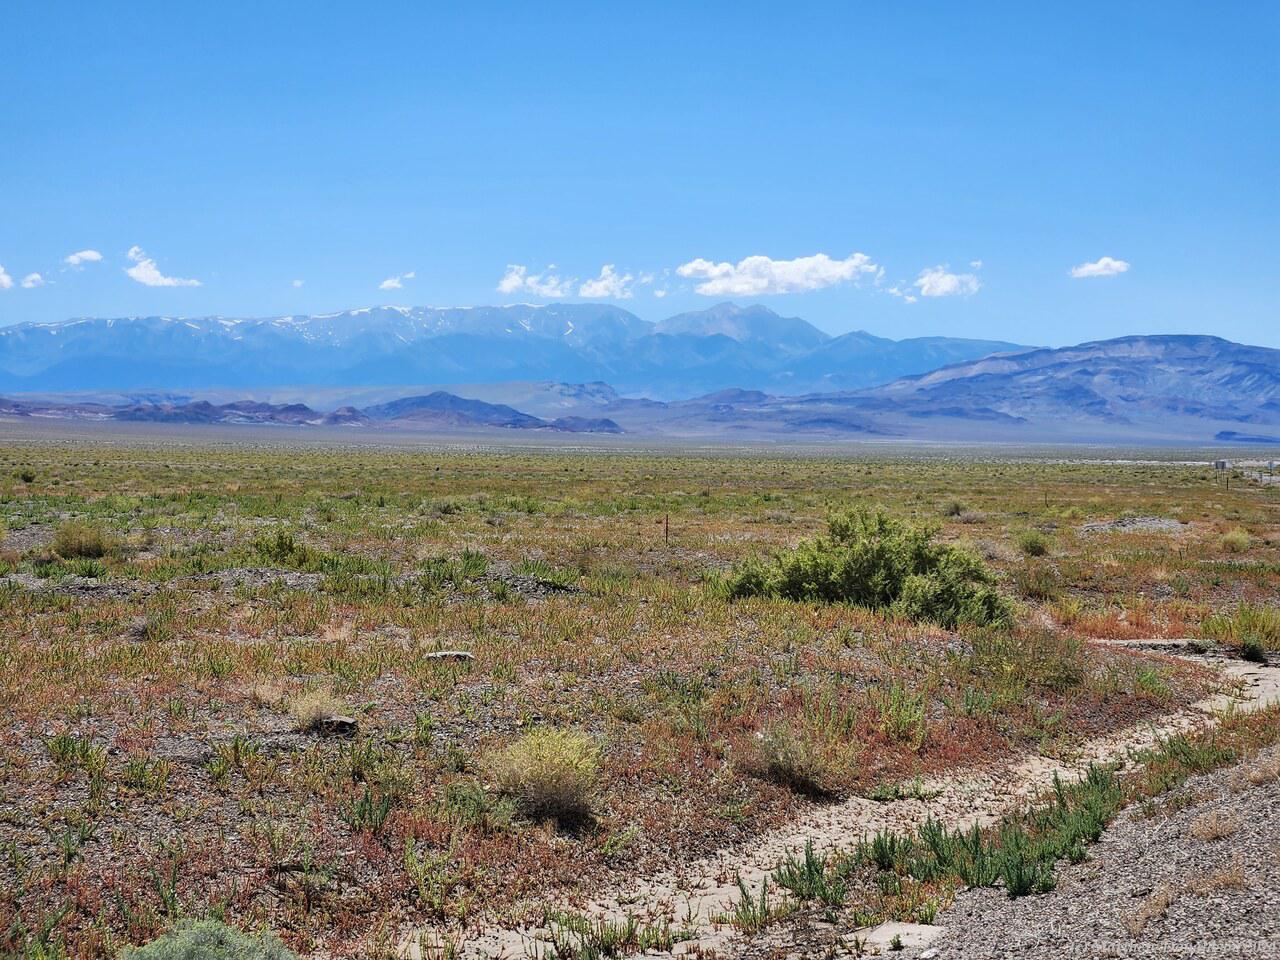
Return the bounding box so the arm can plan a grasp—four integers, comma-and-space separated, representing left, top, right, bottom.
0, 438, 1275, 957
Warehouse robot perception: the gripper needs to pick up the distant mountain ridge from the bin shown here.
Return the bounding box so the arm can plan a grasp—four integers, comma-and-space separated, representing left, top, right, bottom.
1, 334, 1277, 444
572, 333, 1280, 443
878, 334, 1280, 423
0, 391, 622, 433
0, 302, 1027, 397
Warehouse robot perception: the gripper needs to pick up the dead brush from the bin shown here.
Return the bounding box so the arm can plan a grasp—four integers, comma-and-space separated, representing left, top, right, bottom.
322, 621, 355, 644
287, 687, 348, 732
1127, 884, 1176, 938
1243, 753, 1280, 787
1189, 857, 1247, 894
1189, 808, 1240, 842
735, 721, 832, 796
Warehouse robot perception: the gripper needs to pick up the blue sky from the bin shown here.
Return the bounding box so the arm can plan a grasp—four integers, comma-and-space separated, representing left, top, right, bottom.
1, 2, 1276, 346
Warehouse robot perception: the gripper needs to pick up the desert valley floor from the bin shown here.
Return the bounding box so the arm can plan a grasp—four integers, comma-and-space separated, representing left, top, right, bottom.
0, 425, 1277, 959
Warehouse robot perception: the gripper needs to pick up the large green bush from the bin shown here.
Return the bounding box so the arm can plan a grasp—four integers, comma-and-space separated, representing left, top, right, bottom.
121, 920, 298, 960
723, 508, 1012, 629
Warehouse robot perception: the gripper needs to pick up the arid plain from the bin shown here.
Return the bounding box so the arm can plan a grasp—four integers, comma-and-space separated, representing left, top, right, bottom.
1, 429, 1277, 958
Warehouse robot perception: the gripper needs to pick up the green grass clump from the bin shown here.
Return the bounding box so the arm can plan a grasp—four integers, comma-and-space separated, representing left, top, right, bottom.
857, 764, 1122, 899
121, 920, 297, 959
437, 779, 515, 832
1012, 562, 1060, 600
547, 911, 684, 958
1202, 602, 1280, 652
1220, 527, 1251, 553
514, 557, 579, 589
772, 840, 847, 906
723, 508, 1012, 629
1015, 529, 1050, 557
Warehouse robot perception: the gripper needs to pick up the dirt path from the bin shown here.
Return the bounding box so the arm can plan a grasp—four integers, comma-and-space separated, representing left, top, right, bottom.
403, 643, 1280, 959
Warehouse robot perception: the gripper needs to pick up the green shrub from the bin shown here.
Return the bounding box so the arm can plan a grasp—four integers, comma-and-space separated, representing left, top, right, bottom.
1220, 528, 1251, 553
723, 508, 1012, 629
1013, 562, 1060, 601
1202, 603, 1280, 652
52, 521, 117, 559
1241, 636, 1267, 664
488, 727, 600, 822
121, 919, 297, 959
1015, 530, 1050, 557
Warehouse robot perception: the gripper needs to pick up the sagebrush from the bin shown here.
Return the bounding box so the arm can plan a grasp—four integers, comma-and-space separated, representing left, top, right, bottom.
723, 508, 1012, 628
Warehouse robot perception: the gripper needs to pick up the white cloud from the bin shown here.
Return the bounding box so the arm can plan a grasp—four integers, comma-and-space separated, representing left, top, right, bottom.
579, 264, 635, 299
125, 246, 201, 287
20, 273, 44, 289
1069, 256, 1130, 279
885, 285, 918, 304
64, 249, 103, 268
653, 288, 667, 298
676, 252, 879, 296
496, 264, 575, 298
914, 264, 981, 297
379, 270, 415, 291
0, 265, 12, 290
292, 279, 304, 288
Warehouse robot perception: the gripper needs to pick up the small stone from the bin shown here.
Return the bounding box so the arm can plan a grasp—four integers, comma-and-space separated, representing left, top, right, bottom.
318, 715, 359, 736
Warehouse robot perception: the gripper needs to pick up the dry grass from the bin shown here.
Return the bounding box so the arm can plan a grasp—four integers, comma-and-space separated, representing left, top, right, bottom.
1127, 884, 1177, 937
1189, 857, 1248, 894
287, 687, 349, 731
487, 727, 600, 822
250, 679, 288, 707
735, 721, 834, 796
51, 519, 118, 558
1220, 528, 1252, 553
1188, 808, 1241, 842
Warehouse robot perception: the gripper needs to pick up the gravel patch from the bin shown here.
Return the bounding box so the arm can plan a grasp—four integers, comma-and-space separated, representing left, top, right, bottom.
910, 746, 1280, 960
1078, 517, 1188, 535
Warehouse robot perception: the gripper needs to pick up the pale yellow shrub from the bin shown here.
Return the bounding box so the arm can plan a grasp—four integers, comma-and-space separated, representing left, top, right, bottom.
487, 727, 600, 822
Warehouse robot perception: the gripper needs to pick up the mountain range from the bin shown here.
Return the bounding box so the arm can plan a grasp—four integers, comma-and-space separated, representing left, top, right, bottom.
0, 302, 1025, 398
587, 333, 1280, 443
0, 301, 1277, 444
2, 333, 1277, 445
0, 391, 623, 434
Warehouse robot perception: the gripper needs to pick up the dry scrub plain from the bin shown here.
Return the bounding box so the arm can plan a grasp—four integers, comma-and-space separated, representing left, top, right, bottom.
0, 435, 1277, 958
